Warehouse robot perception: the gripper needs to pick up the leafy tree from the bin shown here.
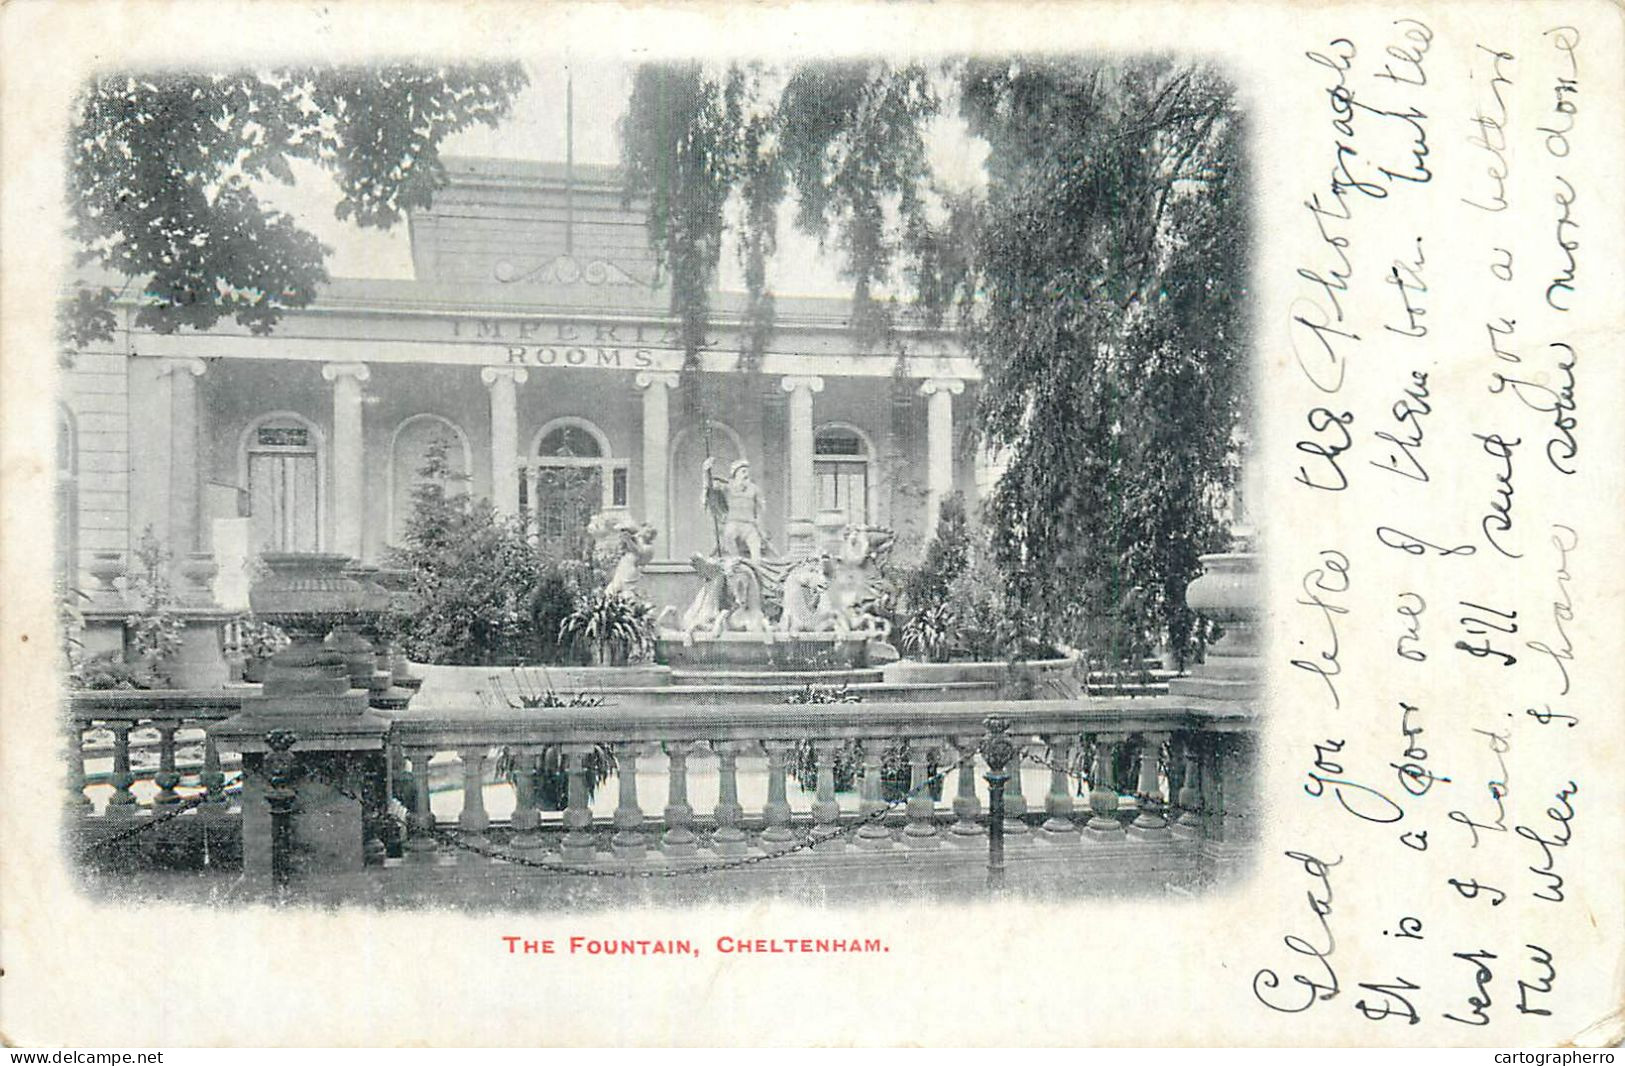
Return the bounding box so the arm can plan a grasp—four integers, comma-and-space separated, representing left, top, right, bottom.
621, 60, 939, 370
621, 56, 1247, 665
964, 60, 1247, 666
62, 64, 527, 359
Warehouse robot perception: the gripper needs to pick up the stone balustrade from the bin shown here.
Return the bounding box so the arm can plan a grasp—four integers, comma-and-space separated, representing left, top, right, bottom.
67, 691, 246, 863
380, 694, 1256, 894
66, 688, 1256, 895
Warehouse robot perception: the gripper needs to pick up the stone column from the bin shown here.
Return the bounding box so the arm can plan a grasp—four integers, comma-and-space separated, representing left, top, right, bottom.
156, 358, 207, 553
778, 374, 824, 557
919, 377, 965, 536
635, 370, 679, 554
481, 367, 528, 516
322, 362, 370, 559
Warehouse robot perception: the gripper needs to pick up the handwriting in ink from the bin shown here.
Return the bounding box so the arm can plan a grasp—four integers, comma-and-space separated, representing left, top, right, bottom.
1252, 850, 1342, 1013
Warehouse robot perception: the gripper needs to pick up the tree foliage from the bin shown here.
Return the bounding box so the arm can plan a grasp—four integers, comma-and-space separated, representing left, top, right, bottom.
623, 56, 1248, 664
621, 60, 939, 370
63, 64, 527, 357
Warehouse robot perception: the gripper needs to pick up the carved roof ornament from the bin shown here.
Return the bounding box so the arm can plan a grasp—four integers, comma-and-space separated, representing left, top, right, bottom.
493, 254, 641, 287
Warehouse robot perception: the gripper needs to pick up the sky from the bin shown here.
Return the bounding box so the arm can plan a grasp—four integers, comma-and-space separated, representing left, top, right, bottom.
264, 58, 987, 298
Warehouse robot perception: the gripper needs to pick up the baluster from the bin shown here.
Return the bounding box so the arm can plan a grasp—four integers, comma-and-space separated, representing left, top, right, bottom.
1172, 733, 1204, 838
106, 721, 137, 818
760, 740, 796, 849
455, 746, 490, 862
810, 740, 844, 848
153, 722, 181, 807
1086, 733, 1127, 839
711, 742, 748, 856
855, 739, 892, 848
610, 742, 646, 860
200, 731, 227, 810
404, 746, 440, 862
1128, 732, 1170, 839
1201, 735, 1225, 843
1040, 733, 1078, 839
66, 722, 90, 811
561, 745, 597, 862
509, 748, 543, 853
948, 736, 983, 842
661, 741, 698, 857
903, 738, 942, 847
1002, 735, 1030, 841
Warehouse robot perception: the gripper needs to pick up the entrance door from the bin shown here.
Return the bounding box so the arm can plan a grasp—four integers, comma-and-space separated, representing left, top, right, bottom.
247, 419, 320, 553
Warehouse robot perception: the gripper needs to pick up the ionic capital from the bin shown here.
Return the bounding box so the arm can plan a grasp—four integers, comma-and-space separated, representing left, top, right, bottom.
321, 361, 371, 384
634, 370, 680, 391
154, 357, 206, 378
779, 374, 825, 395
919, 377, 965, 397
480, 366, 530, 388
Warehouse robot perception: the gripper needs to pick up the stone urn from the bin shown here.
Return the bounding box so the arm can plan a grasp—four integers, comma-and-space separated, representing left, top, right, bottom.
373, 566, 423, 692
1171, 551, 1260, 703
214, 552, 395, 881
86, 551, 127, 608
179, 552, 220, 608
249, 553, 389, 637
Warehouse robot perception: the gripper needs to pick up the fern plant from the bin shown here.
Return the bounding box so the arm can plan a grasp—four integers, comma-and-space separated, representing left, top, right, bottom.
558, 591, 656, 666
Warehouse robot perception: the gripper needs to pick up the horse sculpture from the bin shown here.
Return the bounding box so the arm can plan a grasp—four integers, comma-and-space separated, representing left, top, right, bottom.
659, 553, 776, 646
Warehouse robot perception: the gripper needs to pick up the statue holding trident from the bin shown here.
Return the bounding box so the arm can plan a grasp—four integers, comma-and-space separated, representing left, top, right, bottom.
702, 456, 771, 564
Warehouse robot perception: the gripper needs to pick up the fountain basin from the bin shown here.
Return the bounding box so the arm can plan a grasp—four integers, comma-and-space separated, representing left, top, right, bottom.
654, 631, 871, 670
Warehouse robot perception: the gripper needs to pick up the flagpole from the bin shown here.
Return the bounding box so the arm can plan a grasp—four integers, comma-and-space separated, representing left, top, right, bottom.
564, 62, 575, 255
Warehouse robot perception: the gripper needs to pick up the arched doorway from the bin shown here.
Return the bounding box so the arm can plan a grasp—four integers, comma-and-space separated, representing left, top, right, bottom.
814, 422, 875, 528
522, 419, 627, 560
242, 413, 322, 553
389, 414, 472, 545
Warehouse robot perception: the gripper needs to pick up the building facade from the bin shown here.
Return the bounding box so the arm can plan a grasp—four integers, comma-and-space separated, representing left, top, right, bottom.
59, 159, 984, 607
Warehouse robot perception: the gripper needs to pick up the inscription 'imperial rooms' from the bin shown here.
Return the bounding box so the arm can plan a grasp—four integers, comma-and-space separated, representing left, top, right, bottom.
451, 316, 675, 368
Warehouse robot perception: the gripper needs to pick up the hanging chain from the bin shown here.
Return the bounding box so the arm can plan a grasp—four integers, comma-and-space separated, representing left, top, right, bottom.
75, 777, 245, 856
304, 756, 959, 880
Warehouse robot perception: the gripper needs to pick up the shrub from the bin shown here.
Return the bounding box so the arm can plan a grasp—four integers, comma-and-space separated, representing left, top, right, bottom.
72, 651, 160, 690
125, 527, 184, 682
387, 436, 597, 666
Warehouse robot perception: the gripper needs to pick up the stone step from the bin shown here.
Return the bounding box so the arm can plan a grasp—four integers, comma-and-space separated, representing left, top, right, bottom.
668, 668, 885, 688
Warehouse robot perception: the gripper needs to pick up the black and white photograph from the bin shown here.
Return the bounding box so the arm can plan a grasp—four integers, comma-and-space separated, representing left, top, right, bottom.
56, 52, 1257, 909
4, 0, 1622, 1051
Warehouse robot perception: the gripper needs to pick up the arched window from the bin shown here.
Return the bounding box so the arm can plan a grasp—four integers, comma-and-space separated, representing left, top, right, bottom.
242, 413, 322, 553
389, 414, 472, 544
814, 423, 874, 527
56, 406, 78, 585
522, 418, 628, 559
668, 421, 745, 560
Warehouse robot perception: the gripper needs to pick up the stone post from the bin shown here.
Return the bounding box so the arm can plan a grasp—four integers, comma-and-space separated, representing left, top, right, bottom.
919, 377, 964, 535
635, 370, 679, 555
322, 363, 370, 559
212, 553, 392, 888
481, 367, 528, 517
1170, 551, 1261, 882
778, 374, 824, 557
